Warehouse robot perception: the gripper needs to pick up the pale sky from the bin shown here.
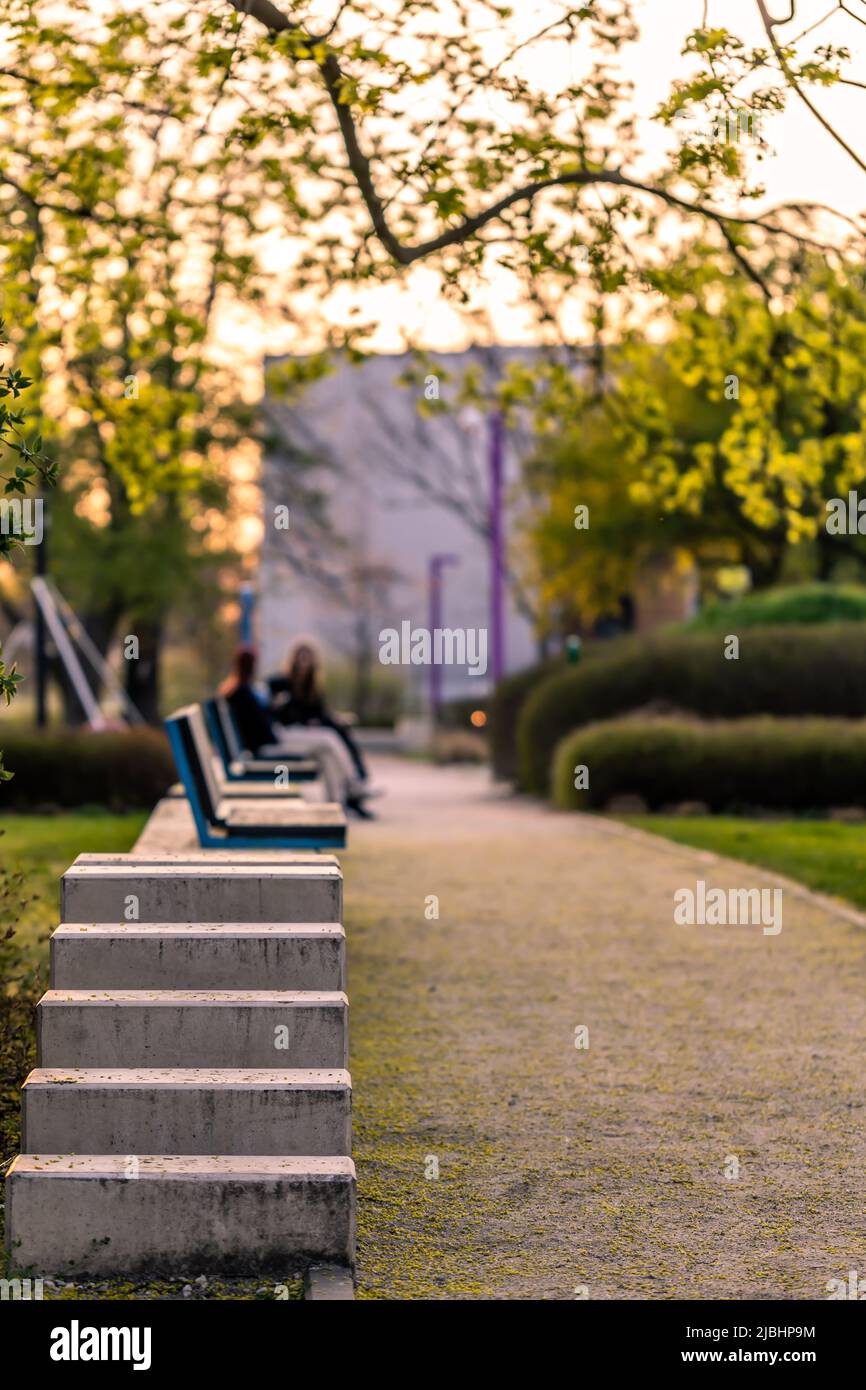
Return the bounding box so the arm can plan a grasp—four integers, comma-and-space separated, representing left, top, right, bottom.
215, 0, 866, 375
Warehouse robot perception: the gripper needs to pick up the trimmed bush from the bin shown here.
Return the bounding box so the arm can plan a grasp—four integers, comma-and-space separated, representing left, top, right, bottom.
489, 660, 558, 780
518, 624, 866, 795
553, 715, 866, 814
0, 727, 175, 810
688, 583, 866, 632
490, 636, 644, 780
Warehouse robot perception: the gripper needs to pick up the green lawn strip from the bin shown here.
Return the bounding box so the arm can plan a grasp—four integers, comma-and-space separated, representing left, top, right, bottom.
1, 810, 148, 960
621, 815, 866, 913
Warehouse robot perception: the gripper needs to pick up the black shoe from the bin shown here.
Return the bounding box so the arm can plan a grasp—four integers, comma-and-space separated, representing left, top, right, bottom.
346, 795, 376, 820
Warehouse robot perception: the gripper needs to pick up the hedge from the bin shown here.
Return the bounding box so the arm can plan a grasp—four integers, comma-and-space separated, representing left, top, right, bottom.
489, 660, 558, 780
0, 727, 175, 810
553, 715, 866, 814
518, 624, 866, 795
688, 583, 866, 632
489, 636, 639, 780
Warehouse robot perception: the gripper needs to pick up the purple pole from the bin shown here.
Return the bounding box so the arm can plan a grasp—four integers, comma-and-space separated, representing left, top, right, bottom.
489, 410, 506, 683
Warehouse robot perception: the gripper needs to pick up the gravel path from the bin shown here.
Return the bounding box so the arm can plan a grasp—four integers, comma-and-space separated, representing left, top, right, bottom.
344, 757, 866, 1300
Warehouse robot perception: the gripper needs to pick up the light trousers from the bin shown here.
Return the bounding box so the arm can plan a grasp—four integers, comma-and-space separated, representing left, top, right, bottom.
264, 726, 361, 804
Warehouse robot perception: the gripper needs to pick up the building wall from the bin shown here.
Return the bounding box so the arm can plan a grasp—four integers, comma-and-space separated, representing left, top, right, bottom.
257, 347, 545, 704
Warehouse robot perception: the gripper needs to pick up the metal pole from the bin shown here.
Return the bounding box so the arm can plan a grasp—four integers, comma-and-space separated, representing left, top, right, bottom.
489, 410, 506, 683
428, 554, 458, 725
428, 557, 442, 723
35, 491, 48, 728
239, 582, 255, 645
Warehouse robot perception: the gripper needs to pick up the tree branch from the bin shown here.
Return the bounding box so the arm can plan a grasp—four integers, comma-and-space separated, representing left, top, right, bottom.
228, 0, 851, 278
718, 222, 772, 299
840, 2, 866, 28
756, 0, 866, 175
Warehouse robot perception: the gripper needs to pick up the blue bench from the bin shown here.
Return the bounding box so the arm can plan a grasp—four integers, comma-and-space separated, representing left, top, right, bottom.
167, 706, 346, 850
205, 697, 318, 784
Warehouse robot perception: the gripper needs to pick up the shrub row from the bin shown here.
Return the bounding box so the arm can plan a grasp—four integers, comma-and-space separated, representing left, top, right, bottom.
687, 583, 866, 632
489, 660, 558, 780
518, 624, 866, 795
553, 715, 866, 813
488, 637, 640, 780
0, 727, 175, 810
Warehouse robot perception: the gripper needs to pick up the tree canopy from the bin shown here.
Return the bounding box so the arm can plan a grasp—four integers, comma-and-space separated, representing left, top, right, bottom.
1, 0, 865, 694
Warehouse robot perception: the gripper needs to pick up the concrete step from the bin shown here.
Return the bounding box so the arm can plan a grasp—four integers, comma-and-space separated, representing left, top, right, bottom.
74, 853, 340, 865
22, 1068, 351, 1156
5, 1154, 356, 1277
62, 856, 342, 924
37, 991, 348, 1069
51, 923, 346, 991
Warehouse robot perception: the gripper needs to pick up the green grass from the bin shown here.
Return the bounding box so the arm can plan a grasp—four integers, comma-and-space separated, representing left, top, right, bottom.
0, 809, 148, 961
623, 815, 866, 912
685, 582, 866, 631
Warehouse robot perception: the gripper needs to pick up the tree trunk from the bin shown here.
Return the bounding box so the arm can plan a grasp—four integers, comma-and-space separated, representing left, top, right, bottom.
124, 617, 163, 725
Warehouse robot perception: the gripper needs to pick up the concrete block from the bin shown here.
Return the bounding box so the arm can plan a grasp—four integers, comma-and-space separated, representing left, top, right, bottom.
62, 858, 342, 924
5, 1154, 356, 1276
37, 990, 348, 1069
22, 1068, 351, 1156
74, 853, 340, 866
51, 923, 346, 991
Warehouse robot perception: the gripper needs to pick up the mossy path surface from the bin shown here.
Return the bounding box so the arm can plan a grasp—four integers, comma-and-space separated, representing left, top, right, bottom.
343, 759, 866, 1300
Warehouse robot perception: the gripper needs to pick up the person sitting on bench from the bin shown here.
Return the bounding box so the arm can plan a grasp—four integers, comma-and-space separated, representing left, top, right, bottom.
217, 646, 276, 757
219, 645, 372, 816
268, 640, 379, 820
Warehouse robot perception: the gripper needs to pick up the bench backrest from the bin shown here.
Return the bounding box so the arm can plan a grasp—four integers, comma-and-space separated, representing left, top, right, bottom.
215, 695, 246, 760
205, 698, 233, 773
187, 703, 228, 811
165, 708, 218, 841
213, 693, 317, 774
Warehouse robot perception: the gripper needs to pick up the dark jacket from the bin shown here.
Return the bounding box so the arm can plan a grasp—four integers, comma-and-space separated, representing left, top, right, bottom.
268, 675, 327, 726
228, 684, 276, 755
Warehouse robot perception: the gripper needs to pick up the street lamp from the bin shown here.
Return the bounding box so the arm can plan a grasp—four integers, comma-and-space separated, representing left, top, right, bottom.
458, 403, 506, 685
488, 409, 505, 684
428, 552, 459, 724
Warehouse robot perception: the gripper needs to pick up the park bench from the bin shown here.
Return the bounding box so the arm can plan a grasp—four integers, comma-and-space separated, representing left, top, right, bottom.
170, 701, 304, 801
206, 696, 318, 783
167, 706, 347, 850
167, 703, 300, 801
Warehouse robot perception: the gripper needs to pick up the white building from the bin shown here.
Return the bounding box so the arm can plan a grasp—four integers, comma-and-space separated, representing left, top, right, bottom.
256, 346, 555, 712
